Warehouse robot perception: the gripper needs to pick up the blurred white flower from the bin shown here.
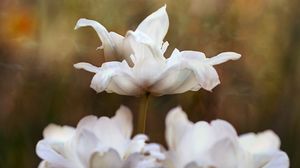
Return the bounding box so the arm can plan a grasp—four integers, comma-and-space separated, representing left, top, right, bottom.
36, 106, 164, 168
74, 5, 241, 96
164, 107, 289, 168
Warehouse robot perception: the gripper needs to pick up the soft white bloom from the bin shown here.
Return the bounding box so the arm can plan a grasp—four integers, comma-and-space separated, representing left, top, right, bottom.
74, 5, 241, 96
164, 107, 289, 168
36, 106, 164, 168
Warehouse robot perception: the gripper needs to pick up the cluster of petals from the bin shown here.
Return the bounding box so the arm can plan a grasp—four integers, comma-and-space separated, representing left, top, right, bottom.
164, 107, 289, 168
36, 106, 289, 168
36, 106, 164, 168
74, 5, 241, 96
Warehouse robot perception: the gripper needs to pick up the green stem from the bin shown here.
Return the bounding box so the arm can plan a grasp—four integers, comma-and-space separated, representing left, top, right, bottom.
138, 92, 150, 133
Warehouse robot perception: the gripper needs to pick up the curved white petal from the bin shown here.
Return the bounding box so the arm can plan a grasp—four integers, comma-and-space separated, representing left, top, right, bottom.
36, 140, 73, 168
74, 62, 100, 73
149, 51, 199, 95
90, 61, 142, 95
153, 49, 220, 95
150, 69, 200, 95
126, 30, 166, 64
136, 5, 169, 47
206, 52, 241, 65
75, 18, 116, 59
125, 5, 169, 63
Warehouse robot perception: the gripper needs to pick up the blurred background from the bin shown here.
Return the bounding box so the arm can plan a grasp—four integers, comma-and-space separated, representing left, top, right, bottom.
0, 0, 299, 167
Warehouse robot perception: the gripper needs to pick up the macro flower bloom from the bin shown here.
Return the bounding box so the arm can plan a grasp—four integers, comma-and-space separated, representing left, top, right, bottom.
164, 107, 289, 168
74, 5, 241, 96
36, 106, 164, 168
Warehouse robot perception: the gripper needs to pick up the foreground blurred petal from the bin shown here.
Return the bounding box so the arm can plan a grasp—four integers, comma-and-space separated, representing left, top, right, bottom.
112, 105, 133, 139
165, 107, 238, 168
36, 106, 163, 168
36, 140, 73, 168
165, 107, 192, 150
262, 152, 290, 168
164, 108, 289, 168
90, 149, 122, 168
239, 130, 280, 154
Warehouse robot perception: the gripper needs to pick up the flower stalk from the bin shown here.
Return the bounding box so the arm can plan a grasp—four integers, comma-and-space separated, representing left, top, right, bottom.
138, 92, 150, 133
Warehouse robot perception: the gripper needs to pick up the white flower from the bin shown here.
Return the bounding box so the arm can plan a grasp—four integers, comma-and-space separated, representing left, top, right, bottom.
74, 5, 241, 96
36, 106, 164, 168
164, 107, 289, 168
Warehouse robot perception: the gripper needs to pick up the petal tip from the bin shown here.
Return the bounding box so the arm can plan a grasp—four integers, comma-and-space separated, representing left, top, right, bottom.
74, 18, 86, 30
232, 52, 242, 60
74, 18, 92, 30
73, 63, 80, 69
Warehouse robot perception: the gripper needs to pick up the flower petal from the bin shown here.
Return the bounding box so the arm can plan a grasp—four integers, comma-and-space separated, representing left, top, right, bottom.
112, 105, 133, 139
43, 124, 75, 142
135, 5, 169, 46
110, 32, 133, 64
165, 107, 192, 150
77, 115, 98, 131
90, 61, 142, 95
194, 138, 238, 168
156, 49, 220, 94
92, 115, 131, 158
239, 130, 281, 154
262, 151, 290, 168
74, 62, 99, 73
36, 140, 72, 168
206, 52, 241, 65
75, 18, 120, 60
210, 120, 238, 140
75, 129, 100, 167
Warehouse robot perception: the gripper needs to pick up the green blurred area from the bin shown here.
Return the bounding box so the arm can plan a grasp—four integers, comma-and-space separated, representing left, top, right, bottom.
0, 0, 300, 167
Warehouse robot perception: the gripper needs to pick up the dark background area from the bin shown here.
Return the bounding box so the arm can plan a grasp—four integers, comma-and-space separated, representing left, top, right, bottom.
0, 0, 299, 167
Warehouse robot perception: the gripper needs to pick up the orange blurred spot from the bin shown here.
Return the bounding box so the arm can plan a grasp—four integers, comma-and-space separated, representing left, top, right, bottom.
1, 7, 36, 39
